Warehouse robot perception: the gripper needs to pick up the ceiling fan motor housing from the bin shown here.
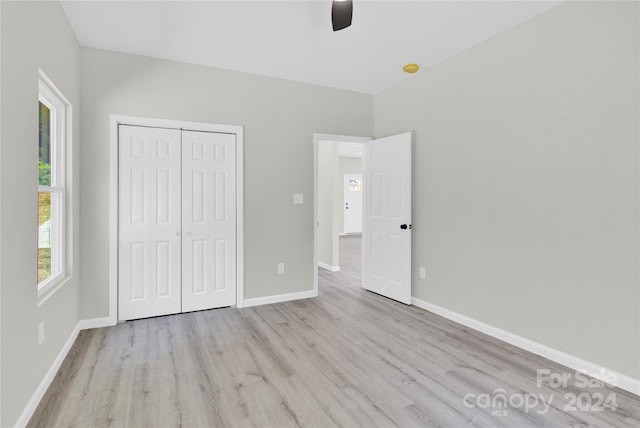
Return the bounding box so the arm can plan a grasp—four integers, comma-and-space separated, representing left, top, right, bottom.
332, 0, 353, 31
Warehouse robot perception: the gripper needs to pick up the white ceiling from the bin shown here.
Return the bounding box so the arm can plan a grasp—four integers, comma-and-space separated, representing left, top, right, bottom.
61, 0, 560, 94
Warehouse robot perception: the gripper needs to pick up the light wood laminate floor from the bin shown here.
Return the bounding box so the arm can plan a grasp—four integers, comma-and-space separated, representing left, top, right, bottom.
29, 235, 639, 427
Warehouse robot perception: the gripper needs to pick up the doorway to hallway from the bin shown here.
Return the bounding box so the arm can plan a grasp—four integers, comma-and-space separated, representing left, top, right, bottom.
314, 136, 366, 277
336, 234, 361, 282
312, 132, 413, 305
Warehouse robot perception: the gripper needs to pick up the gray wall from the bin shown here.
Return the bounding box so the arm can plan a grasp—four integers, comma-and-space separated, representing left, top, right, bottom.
0, 2, 81, 425
79, 48, 373, 316
375, 1, 639, 379
0, 3, 3, 423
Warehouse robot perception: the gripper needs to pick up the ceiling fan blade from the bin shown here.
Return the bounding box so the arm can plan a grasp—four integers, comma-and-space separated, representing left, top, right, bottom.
332, 0, 353, 31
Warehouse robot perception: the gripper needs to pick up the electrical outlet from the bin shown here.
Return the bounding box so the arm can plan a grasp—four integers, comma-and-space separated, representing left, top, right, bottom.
38, 322, 45, 346
278, 263, 285, 274
419, 267, 426, 280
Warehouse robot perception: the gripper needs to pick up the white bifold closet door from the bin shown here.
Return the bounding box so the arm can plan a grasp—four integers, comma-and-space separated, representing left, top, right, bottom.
181, 130, 236, 312
118, 125, 236, 321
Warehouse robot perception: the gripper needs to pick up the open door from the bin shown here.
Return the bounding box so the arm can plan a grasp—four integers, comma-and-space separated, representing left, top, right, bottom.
363, 132, 412, 304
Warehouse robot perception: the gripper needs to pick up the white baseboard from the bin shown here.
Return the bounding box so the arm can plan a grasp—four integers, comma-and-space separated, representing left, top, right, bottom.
242, 289, 318, 308
14, 322, 81, 427
318, 262, 340, 272
411, 297, 640, 396
78, 316, 115, 330
14, 316, 117, 427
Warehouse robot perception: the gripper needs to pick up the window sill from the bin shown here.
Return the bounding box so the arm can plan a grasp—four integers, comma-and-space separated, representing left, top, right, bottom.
38, 274, 71, 306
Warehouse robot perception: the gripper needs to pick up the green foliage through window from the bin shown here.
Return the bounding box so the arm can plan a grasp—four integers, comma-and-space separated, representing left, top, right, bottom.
39, 101, 51, 186
39, 159, 51, 186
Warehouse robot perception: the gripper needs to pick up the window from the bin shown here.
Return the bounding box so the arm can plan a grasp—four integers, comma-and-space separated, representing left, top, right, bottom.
38, 74, 68, 294
347, 177, 362, 192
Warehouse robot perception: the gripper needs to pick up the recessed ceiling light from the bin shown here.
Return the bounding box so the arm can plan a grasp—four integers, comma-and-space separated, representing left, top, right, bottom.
403, 63, 420, 74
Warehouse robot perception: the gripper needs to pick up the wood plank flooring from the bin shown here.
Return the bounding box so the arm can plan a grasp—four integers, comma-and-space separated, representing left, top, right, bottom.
29, 235, 639, 427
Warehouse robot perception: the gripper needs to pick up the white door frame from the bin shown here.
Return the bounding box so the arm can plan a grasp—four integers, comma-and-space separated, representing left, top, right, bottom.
109, 114, 244, 324
313, 133, 370, 294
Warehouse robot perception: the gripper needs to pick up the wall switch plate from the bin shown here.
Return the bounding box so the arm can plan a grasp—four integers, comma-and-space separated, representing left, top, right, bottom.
278, 263, 285, 274
293, 193, 304, 205
419, 267, 426, 280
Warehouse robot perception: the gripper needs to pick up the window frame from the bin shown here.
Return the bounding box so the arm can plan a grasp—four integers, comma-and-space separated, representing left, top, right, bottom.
38, 73, 69, 298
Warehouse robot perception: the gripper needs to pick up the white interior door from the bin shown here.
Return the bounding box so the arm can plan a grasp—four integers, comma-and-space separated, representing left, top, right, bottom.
363, 132, 412, 304
182, 130, 237, 311
344, 174, 363, 234
118, 125, 182, 320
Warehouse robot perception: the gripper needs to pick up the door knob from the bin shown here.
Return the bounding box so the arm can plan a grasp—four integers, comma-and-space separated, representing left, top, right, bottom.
400, 224, 412, 230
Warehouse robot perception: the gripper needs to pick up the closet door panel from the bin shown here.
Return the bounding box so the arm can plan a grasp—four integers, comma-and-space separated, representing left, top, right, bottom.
118, 125, 182, 321
182, 131, 237, 311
